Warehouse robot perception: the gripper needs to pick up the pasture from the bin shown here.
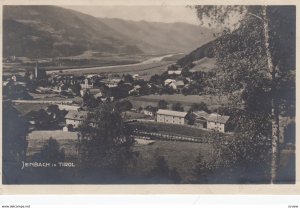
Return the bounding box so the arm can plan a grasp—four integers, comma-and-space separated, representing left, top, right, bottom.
128, 94, 229, 111
191, 57, 217, 72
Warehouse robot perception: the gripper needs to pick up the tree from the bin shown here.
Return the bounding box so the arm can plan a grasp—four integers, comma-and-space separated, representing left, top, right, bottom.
26, 109, 52, 129
83, 90, 99, 108
115, 100, 133, 112
148, 155, 181, 183
123, 74, 134, 83
189, 102, 209, 112
169, 168, 182, 184
3, 101, 28, 183
111, 83, 131, 99
172, 102, 184, 112
70, 82, 82, 96
149, 74, 163, 85
33, 137, 65, 163
192, 153, 215, 183
193, 5, 295, 183
157, 100, 168, 109
78, 103, 137, 176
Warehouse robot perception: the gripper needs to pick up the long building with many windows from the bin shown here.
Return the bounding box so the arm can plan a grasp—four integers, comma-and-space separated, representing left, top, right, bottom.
156, 109, 188, 125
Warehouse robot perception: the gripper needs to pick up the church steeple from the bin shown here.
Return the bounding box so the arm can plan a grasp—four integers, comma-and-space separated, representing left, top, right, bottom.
35, 61, 39, 78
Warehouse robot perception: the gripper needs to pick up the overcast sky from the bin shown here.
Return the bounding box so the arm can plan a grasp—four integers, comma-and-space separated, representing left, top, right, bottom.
62, 6, 200, 25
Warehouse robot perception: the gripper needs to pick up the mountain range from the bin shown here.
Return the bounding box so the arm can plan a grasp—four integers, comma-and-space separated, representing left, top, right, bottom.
3, 5, 216, 58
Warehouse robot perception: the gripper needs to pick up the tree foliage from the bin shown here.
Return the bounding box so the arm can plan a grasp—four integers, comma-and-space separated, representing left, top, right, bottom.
171, 102, 184, 112
157, 100, 168, 109
78, 103, 137, 176
193, 5, 295, 183
2, 102, 28, 183
33, 137, 65, 163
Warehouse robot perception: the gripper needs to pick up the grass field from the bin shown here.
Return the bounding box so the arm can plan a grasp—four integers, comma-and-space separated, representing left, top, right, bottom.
128, 94, 229, 111
25, 130, 213, 181
25, 130, 295, 183
13, 103, 50, 116
131, 140, 213, 180
191, 57, 217, 72
26, 130, 79, 158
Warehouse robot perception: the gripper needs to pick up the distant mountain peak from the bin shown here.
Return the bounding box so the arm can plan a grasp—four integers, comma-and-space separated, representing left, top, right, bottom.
3, 5, 216, 58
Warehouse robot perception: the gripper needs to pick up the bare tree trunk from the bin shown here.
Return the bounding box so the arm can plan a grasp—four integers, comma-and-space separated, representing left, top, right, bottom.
262, 6, 280, 184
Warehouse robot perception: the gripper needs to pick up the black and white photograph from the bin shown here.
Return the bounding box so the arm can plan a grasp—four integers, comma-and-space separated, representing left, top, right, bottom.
2, 3, 296, 186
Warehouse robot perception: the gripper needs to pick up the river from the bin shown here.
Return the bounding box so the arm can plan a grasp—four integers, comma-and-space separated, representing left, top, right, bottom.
46, 53, 182, 74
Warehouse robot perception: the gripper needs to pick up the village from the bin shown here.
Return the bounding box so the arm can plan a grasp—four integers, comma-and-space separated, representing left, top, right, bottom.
3, 59, 233, 135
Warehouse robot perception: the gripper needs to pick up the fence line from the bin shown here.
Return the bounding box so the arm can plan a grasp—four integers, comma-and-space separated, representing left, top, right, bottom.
12, 100, 74, 104
133, 130, 213, 143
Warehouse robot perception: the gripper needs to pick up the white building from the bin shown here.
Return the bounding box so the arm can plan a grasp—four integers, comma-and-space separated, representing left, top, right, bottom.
156, 109, 188, 125
80, 78, 93, 89
58, 104, 81, 112
143, 106, 157, 117
102, 78, 122, 88
168, 70, 182, 75
206, 113, 230, 133
164, 79, 176, 86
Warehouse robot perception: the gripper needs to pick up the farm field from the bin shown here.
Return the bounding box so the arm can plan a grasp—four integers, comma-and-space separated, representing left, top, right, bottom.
128, 94, 229, 111
26, 130, 79, 158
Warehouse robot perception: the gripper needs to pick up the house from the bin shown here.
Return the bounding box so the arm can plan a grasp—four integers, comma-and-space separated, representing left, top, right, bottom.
206, 113, 230, 133
53, 83, 68, 92
192, 111, 210, 128
94, 92, 103, 99
58, 104, 81, 112
175, 80, 185, 89
168, 70, 182, 75
164, 79, 176, 86
164, 79, 177, 90
129, 85, 141, 95
156, 109, 188, 125
80, 78, 93, 89
102, 78, 121, 88
143, 105, 158, 117
65, 110, 88, 129
80, 88, 102, 97
133, 74, 139, 79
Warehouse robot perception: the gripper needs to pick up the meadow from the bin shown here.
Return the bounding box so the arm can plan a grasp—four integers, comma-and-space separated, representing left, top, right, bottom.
128, 94, 229, 111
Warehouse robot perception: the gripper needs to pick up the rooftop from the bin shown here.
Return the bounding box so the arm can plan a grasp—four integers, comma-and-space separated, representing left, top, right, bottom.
207, 113, 230, 124
65, 110, 88, 121
157, 109, 187, 117
193, 110, 209, 119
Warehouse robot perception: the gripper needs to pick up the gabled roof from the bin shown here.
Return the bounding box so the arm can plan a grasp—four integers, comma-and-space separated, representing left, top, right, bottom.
175, 80, 184, 86
207, 113, 230, 124
157, 109, 187, 117
65, 110, 88, 121
193, 111, 209, 119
